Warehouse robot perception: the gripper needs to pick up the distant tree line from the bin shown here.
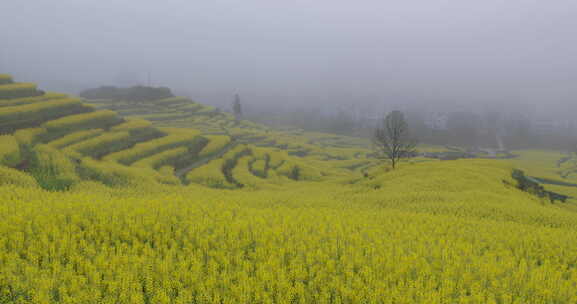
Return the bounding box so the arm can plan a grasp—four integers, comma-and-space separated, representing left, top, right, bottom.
246, 107, 360, 136
247, 104, 577, 152
80, 86, 174, 102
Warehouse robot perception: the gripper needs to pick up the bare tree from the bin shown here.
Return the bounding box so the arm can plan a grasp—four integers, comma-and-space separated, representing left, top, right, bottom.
372, 110, 417, 169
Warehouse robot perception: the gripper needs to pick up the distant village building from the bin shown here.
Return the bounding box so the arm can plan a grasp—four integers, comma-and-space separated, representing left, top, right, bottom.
424, 112, 449, 131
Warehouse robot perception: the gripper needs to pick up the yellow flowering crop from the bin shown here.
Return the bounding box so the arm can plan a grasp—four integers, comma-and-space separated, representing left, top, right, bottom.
0, 82, 38, 98
1, 160, 577, 303
131, 146, 189, 169
0, 92, 67, 107
47, 129, 105, 149
0, 135, 21, 167
103, 128, 200, 165
43, 110, 122, 133
198, 135, 231, 158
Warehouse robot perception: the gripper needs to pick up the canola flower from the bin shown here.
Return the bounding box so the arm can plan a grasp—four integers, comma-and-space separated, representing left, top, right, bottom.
0, 160, 577, 303
1, 76, 577, 303
103, 128, 200, 165
0, 82, 38, 98
131, 146, 190, 169
0, 92, 68, 107
43, 110, 121, 133
198, 135, 231, 158
64, 131, 132, 158
185, 157, 234, 188
231, 155, 268, 189
0, 98, 83, 122
185, 145, 251, 188
47, 129, 105, 149
14, 128, 45, 146
251, 159, 267, 177
78, 157, 181, 187
0, 135, 21, 167
31, 144, 79, 189
110, 119, 152, 132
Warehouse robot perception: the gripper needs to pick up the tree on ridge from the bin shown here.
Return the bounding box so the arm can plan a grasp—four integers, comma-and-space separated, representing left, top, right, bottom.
372, 110, 417, 169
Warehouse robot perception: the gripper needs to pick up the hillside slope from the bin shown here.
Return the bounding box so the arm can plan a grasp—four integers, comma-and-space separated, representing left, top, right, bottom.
1, 75, 373, 190
1, 75, 577, 303
2, 158, 577, 303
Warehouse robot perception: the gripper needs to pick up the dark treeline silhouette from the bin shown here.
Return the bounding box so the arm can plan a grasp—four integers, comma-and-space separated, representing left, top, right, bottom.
80, 86, 174, 102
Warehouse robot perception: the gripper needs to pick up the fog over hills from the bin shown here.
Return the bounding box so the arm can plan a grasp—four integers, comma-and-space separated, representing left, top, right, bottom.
2, 0, 577, 117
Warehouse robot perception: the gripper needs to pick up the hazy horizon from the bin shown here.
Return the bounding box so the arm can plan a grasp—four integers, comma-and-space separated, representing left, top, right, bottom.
2, 0, 577, 117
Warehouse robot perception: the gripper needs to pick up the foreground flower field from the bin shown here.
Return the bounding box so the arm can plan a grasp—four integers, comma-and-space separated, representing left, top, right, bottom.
1, 160, 576, 304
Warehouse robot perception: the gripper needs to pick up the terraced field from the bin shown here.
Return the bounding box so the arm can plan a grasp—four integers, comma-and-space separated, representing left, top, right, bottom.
3, 74, 575, 195
0, 76, 380, 192
2, 75, 577, 303
85, 94, 384, 186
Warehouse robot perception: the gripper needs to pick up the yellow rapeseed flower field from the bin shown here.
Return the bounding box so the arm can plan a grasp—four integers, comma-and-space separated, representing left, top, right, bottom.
0, 159, 576, 303
1, 76, 576, 303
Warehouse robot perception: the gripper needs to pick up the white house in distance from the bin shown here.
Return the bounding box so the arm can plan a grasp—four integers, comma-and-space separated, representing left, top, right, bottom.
424, 112, 449, 131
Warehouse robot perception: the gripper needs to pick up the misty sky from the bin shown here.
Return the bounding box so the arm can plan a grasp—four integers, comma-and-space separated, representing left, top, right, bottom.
2, 0, 577, 115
